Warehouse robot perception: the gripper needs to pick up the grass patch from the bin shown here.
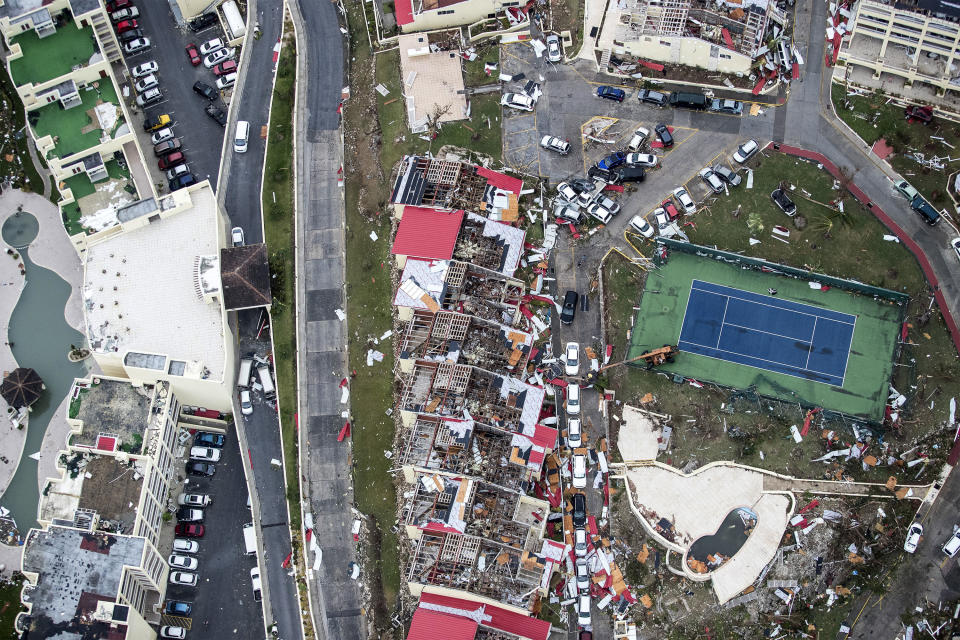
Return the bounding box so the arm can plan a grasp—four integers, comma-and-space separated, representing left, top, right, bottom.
0, 62, 43, 195
463, 47, 500, 87
0, 574, 24, 639
832, 83, 959, 208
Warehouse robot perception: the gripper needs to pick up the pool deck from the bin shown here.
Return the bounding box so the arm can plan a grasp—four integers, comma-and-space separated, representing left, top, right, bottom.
0, 188, 94, 574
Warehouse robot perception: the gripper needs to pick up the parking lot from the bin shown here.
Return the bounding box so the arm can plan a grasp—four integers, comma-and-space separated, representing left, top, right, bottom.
117, 1, 233, 192
161, 423, 264, 635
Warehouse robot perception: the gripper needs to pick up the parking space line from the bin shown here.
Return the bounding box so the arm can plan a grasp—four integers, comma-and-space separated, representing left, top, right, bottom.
508, 126, 538, 135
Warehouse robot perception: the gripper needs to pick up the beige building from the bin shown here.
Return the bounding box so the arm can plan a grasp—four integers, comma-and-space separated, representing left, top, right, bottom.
394, 0, 526, 33
838, 0, 960, 114
80, 183, 237, 411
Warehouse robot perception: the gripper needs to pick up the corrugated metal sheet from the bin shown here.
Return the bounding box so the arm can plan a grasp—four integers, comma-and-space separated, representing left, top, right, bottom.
407, 608, 477, 640
391, 206, 464, 260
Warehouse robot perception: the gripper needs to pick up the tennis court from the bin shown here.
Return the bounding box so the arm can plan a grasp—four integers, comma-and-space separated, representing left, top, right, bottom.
678, 281, 855, 387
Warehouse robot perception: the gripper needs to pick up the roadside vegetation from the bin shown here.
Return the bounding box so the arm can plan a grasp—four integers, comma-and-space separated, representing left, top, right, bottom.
0, 573, 24, 639
0, 63, 44, 196
608, 151, 959, 481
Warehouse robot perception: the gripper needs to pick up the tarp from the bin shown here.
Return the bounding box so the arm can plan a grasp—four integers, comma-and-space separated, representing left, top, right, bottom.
721, 28, 735, 49
752, 76, 766, 95
637, 59, 665, 72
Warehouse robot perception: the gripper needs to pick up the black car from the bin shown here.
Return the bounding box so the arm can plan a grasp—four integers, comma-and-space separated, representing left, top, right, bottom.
186, 461, 215, 477
118, 28, 144, 43
614, 165, 646, 183
770, 188, 797, 216
560, 290, 578, 325
195, 432, 225, 448
169, 173, 197, 191
189, 12, 218, 31
164, 601, 192, 616
205, 104, 227, 126
571, 493, 587, 528
587, 166, 616, 182
654, 123, 673, 147
637, 89, 667, 106
193, 81, 218, 100
176, 507, 204, 522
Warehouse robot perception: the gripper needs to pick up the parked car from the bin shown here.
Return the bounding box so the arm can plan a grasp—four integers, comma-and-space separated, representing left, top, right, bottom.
578, 593, 591, 627
771, 188, 797, 216
596, 151, 626, 171
123, 38, 151, 54
163, 601, 192, 616
596, 85, 625, 102
575, 558, 590, 593
710, 98, 743, 115
653, 207, 670, 232
625, 152, 657, 167
177, 493, 212, 507
110, 7, 139, 22
216, 73, 238, 90
200, 38, 225, 56
572, 453, 587, 488
195, 432, 225, 448
614, 166, 645, 183
501, 92, 535, 111
251, 567, 263, 602
153, 139, 181, 157
174, 523, 205, 538
659, 199, 679, 221
654, 123, 673, 147
567, 417, 582, 449
158, 152, 186, 171
231, 226, 245, 247
952, 238, 960, 263
166, 164, 189, 181
573, 526, 588, 556
185, 460, 215, 477
911, 195, 941, 225
240, 389, 253, 415
593, 194, 620, 215
136, 87, 162, 107
587, 202, 613, 224
561, 290, 578, 325
150, 127, 174, 145
107, 0, 133, 11
943, 529, 960, 557
556, 182, 580, 204
540, 135, 570, 154
114, 19, 139, 33
205, 104, 227, 126
142, 113, 171, 132
185, 43, 201, 66
673, 186, 696, 214
190, 12, 218, 31
173, 539, 199, 554
627, 127, 649, 152
118, 28, 143, 42
905, 105, 933, 124
554, 202, 582, 223
546, 34, 563, 63
637, 89, 667, 106
732, 139, 759, 163
190, 446, 221, 462
713, 164, 741, 186
169, 173, 197, 191
894, 179, 920, 201
176, 508, 204, 523
130, 61, 158, 78
204, 47, 236, 68
213, 60, 238, 76
571, 492, 587, 528
169, 572, 198, 587
565, 342, 580, 377
160, 627, 187, 640
629, 215, 655, 238
699, 167, 724, 193
168, 554, 198, 570
193, 81, 218, 100
134, 74, 157, 93
904, 523, 923, 553
566, 384, 581, 416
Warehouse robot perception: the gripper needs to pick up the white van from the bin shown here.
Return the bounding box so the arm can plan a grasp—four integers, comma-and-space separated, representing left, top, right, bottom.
257, 365, 276, 399
243, 522, 257, 555
234, 120, 249, 153
943, 529, 960, 557
238, 358, 253, 388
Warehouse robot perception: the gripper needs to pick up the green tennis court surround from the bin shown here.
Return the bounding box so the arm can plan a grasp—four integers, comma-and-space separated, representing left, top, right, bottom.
626, 242, 905, 421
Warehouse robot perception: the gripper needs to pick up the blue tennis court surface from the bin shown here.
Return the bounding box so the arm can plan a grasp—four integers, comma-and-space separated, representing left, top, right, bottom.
677, 281, 856, 386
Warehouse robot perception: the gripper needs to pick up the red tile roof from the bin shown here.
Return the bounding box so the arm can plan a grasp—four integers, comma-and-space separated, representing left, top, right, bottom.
419, 592, 551, 640
391, 207, 464, 260
476, 167, 523, 194
532, 424, 557, 450
407, 607, 478, 640
395, 0, 414, 25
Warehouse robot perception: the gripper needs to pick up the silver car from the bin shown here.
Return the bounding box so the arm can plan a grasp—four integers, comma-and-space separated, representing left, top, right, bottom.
545, 34, 563, 63
699, 167, 725, 193
673, 187, 696, 214
540, 135, 570, 154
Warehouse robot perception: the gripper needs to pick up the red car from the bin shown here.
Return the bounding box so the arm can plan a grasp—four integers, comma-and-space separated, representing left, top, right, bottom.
185, 43, 201, 66
213, 60, 237, 76
158, 151, 185, 171
175, 523, 205, 538
107, 0, 133, 11
661, 198, 680, 220
115, 19, 138, 33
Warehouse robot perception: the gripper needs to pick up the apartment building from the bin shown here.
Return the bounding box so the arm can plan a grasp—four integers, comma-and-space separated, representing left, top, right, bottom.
393, 0, 527, 33
0, 0, 154, 240
838, 0, 960, 113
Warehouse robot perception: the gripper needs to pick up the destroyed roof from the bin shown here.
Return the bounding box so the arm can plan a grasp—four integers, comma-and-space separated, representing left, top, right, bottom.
392, 206, 465, 261
418, 591, 551, 640
220, 243, 272, 310
407, 607, 477, 640
509, 423, 558, 472
456, 212, 525, 276
391, 156, 523, 211
915, 0, 960, 17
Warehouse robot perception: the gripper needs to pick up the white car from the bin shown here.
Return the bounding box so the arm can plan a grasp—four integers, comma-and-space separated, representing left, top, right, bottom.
593, 194, 620, 215
173, 539, 199, 554
168, 554, 198, 570
217, 72, 238, 90
573, 526, 588, 557
629, 215, 655, 238
166, 164, 189, 181
232, 226, 245, 247
565, 342, 580, 376
251, 566, 263, 602
951, 237, 960, 263
546, 34, 563, 63
673, 187, 696, 214
240, 389, 253, 415
111, 7, 140, 21
572, 453, 587, 488
566, 384, 580, 415
501, 92, 535, 111
575, 557, 590, 593
130, 61, 158, 78
653, 207, 670, 232
627, 127, 650, 152
150, 128, 174, 145
904, 523, 923, 553
554, 202, 582, 223
732, 139, 759, 164
578, 593, 591, 627
625, 152, 657, 167
123, 38, 151, 54
556, 182, 580, 204
204, 47, 236, 68
169, 571, 198, 586
177, 493, 212, 507
190, 446, 221, 462
135, 87, 162, 107
540, 135, 570, 154
567, 417, 582, 448
134, 74, 158, 93
160, 627, 186, 640
699, 167, 724, 193
199, 38, 224, 56
587, 202, 613, 224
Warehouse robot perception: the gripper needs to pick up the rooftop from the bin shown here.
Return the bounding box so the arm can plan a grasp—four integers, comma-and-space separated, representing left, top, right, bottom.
454, 213, 524, 276
412, 591, 551, 640
8, 20, 99, 87
394, 259, 524, 324
82, 186, 227, 382
61, 157, 138, 237
397, 33, 468, 129
30, 79, 125, 160
392, 206, 465, 261
20, 525, 145, 639
69, 378, 153, 454
391, 156, 523, 212
0, 0, 46, 20
221, 243, 272, 310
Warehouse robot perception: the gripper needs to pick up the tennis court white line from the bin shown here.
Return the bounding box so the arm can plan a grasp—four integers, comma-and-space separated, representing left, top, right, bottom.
717, 297, 730, 349
691, 282, 856, 326
804, 317, 818, 370
678, 337, 845, 381
676, 341, 844, 386
722, 320, 815, 344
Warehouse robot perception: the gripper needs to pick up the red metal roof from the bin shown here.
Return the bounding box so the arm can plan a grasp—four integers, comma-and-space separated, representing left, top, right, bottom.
532, 424, 557, 449
395, 0, 414, 25
476, 166, 523, 194
419, 592, 551, 640
721, 27, 734, 49
637, 58, 664, 71
407, 607, 478, 640
391, 207, 464, 260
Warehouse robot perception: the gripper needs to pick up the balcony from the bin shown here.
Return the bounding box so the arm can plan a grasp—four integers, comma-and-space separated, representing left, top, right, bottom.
8, 21, 97, 87
60, 157, 136, 236
30, 79, 124, 160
